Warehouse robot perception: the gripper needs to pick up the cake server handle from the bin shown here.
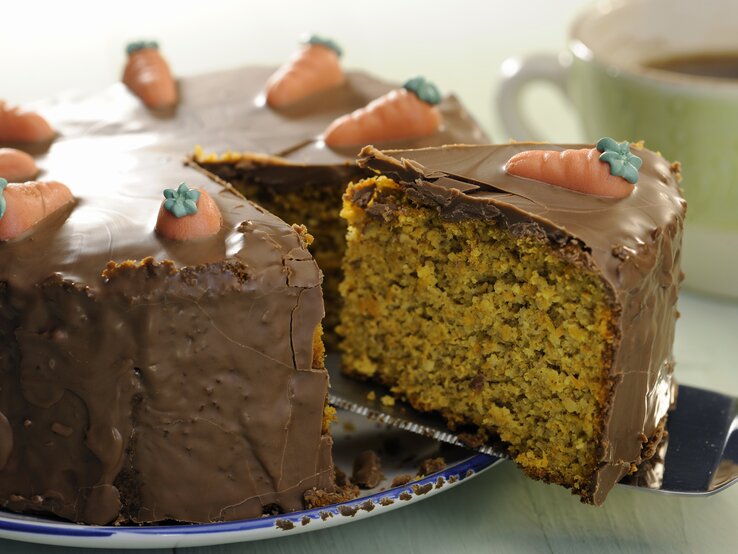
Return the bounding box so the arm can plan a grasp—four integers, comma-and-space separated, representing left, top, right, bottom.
327, 354, 738, 496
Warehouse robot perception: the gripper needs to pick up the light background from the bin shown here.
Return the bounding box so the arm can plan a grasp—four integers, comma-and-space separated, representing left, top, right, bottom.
0, 0, 590, 142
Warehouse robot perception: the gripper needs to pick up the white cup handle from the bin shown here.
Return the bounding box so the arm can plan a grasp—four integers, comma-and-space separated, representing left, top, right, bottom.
496, 53, 572, 141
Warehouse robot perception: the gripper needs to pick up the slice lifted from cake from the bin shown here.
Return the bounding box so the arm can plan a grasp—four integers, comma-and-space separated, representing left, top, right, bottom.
338, 143, 685, 504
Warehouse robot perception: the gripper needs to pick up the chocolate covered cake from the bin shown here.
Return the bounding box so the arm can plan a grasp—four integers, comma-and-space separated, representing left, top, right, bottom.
0, 64, 401, 524
339, 143, 685, 504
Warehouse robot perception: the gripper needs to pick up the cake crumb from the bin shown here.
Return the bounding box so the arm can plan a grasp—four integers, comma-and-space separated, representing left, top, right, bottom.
304, 483, 359, 509
380, 395, 395, 407
360, 500, 375, 512
334, 466, 351, 487
380, 497, 394, 506
399, 491, 412, 501
412, 483, 433, 496
301, 516, 311, 526
366, 390, 376, 401
417, 457, 446, 477
339, 505, 358, 517
275, 519, 294, 530
391, 474, 413, 487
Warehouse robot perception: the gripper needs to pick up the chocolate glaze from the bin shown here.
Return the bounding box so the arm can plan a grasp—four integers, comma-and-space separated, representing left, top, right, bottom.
356, 144, 686, 504
0, 65, 406, 524
188, 66, 487, 187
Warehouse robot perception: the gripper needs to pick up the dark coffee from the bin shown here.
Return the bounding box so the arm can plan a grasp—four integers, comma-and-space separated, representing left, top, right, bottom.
646, 52, 738, 80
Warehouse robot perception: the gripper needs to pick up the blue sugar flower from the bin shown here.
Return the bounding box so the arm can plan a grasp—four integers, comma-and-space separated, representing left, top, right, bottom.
163, 183, 200, 218
0, 178, 7, 220
126, 40, 159, 55
596, 137, 642, 184
304, 34, 343, 57
403, 76, 442, 106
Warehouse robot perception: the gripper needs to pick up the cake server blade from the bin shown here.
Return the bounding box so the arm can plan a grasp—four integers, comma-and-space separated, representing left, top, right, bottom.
326, 354, 738, 495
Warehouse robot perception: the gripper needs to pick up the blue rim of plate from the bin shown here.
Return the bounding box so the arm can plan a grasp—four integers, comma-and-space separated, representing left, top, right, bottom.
0, 453, 499, 539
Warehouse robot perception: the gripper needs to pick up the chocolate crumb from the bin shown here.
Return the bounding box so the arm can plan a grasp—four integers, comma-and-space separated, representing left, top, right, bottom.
275, 519, 294, 530
334, 466, 350, 487
399, 491, 412, 501
435, 477, 445, 489
320, 511, 332, 521
380, 497, 394, 506
449, 475, 459, 483
352, 450, 384, 489
339, 505, 358, 517
391, 474, 413, 487
301, 516, 311, 526
361, 500, 375, 512
417, 457, 446, 477
412, 483, 433, 496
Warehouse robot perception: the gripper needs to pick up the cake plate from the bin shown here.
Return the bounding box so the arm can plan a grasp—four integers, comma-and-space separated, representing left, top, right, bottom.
0, 409, 502, 549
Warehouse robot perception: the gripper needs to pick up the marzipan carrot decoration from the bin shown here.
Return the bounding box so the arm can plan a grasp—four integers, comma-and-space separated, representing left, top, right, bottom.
122, 41, 178, 110
155, 182, 222, 241
0, 148, 39, 182
323, 76, 442, 148
504, 137, 642, 198
265, 35, 345, 109
0, 101, 55, 144
0, 178, 75, 241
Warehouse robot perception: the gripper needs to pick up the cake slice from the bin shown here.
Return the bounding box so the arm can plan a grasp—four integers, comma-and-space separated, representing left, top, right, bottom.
338, 143, 685, 504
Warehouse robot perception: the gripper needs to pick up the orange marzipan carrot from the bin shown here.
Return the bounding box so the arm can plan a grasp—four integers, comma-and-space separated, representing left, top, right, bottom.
265, 43, 345, 109
155, 188, 222, 241
0, 148, 39, 183
504, 147, 635, 198
123, 47, 178, 110
323, 88, 441, 148
0, 180, 74, 241
0, 101, 55, 144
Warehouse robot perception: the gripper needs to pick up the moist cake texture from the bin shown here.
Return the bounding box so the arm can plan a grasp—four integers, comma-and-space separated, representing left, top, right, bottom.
339, 144, 685, 504
190, 73, 487, 345
0, 66, 339, 524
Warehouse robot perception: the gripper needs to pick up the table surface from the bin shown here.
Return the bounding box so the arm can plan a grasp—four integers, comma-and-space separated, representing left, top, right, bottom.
1, 291, 736, 553
2, 1, 737, 552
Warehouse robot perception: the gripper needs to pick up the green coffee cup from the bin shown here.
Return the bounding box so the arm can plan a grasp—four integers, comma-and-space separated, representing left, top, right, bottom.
497, 0, 738, 299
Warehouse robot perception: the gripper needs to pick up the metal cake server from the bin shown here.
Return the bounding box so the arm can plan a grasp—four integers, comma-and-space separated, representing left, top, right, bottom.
326, 354, 738, 495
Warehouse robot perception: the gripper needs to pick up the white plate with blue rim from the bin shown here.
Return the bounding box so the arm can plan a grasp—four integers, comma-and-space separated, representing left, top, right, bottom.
0, 410, 502, 549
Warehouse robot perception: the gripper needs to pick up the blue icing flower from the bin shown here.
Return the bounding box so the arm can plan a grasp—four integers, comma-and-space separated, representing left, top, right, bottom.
596, 137, 642, 184
163, 183, 200, 218
304, 34, 343, 57
126, 40, 159, 55
403, 76, 442, 106
0, 178, 7, 221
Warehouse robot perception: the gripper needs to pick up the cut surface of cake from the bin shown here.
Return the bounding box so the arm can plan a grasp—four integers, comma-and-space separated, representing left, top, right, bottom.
338, 143, 685, 504
190, 72, 487, 346
0, 66, 339, 524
